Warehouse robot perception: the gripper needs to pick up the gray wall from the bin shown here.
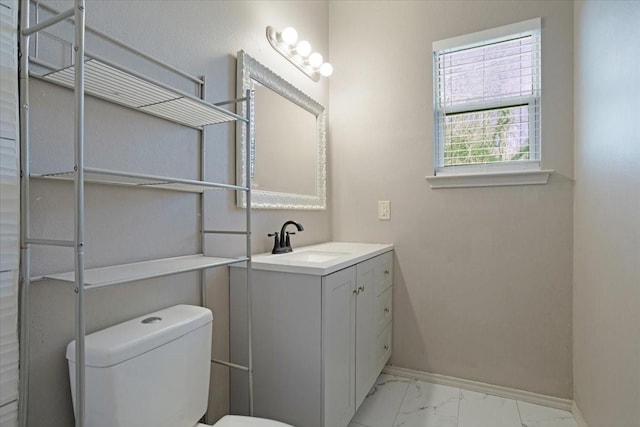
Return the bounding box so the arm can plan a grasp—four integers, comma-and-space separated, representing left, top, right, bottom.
26, 1, 329, 426
329, 1, 575, 398
573, 1, 640, 426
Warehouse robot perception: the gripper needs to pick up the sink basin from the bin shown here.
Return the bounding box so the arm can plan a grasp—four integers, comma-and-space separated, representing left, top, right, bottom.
275, 250, 350, 263
247, 242, 394, 275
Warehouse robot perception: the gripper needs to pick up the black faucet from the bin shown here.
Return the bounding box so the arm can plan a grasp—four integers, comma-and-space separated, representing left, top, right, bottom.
268, 220, 304, 254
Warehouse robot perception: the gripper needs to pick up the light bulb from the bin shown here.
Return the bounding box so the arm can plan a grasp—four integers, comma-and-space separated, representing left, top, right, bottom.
296, 40, 312, 57
280, 27, 298, 45
308, 52, 323, 68
319, 63, 333, 77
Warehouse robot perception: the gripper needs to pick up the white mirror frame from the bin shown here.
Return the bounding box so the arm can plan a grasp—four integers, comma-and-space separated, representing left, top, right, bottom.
236, 50, 327, 210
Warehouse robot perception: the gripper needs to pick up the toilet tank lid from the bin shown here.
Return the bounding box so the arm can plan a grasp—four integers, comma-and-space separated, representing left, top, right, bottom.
66, 305, 212, 368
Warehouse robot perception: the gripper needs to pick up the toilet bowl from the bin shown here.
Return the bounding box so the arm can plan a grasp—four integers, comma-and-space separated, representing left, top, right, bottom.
66, 304, 293, 427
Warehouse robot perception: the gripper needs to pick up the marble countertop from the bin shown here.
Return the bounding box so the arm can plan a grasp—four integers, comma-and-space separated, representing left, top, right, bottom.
236, 241, 394, 276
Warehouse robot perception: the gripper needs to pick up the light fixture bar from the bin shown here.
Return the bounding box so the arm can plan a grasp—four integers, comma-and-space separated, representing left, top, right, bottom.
266, 26, 332, 82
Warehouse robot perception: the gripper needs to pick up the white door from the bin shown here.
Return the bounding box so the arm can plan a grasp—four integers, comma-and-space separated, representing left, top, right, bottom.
355, 257, 378, 408
0, 2, 20, 426
322, 266, 356, 427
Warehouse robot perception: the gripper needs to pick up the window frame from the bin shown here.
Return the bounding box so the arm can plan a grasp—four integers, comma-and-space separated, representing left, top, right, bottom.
432, 18, 543, 178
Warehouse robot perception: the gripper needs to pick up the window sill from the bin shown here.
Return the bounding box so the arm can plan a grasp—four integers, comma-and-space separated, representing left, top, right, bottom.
425, 169, 553, 189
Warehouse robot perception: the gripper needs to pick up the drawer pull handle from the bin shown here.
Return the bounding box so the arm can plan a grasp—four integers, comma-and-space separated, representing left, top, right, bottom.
384, 270, 390, 276
353, 289, 359, 295
384, 344, 389, 350
358, 286, 365, 293
384, 307, 390, 313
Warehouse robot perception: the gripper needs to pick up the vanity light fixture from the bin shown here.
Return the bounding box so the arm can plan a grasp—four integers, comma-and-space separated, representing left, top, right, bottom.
266, 26, 333, 82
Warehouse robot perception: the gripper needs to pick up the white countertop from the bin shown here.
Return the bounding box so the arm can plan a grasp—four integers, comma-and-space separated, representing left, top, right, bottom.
236, 242, 394, 276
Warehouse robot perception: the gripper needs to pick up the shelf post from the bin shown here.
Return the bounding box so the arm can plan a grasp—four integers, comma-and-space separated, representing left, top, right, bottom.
18, 1, 31, 425
73, 1, 86, 426
245, 89, 254, 416
199, 76, 206, 308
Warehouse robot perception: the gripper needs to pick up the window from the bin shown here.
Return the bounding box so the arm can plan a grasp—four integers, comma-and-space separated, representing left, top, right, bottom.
433, 19, 541, 177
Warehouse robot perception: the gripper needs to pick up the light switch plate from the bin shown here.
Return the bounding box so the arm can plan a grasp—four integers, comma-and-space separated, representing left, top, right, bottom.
378, 201, 390, 220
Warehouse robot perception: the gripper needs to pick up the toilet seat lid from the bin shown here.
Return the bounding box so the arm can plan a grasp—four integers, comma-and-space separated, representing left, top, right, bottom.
203, 415, 294, 427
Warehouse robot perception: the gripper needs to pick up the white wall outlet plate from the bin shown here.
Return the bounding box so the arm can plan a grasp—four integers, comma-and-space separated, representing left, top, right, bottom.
378, 201, 390, 220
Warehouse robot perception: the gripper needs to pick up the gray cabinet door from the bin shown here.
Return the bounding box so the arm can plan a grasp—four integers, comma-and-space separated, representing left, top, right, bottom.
355, 257, 378, 408
322, 266, 356, 427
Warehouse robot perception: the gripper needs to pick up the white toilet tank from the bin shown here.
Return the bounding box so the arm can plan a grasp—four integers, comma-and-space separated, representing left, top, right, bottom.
66, 305, 213, 427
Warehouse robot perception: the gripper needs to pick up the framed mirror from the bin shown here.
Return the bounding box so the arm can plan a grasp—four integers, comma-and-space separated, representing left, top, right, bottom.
236, 50, 326, 210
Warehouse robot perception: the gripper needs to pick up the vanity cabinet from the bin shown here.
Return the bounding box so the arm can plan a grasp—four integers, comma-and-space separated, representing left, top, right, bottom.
324, 252, 393, 426
230, 248, 393, 427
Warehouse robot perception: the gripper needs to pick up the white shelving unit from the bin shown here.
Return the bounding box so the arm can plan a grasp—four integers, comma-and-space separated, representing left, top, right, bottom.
17, 1, 255, 426
43, 255, 250, 290
32, 167, 248, 193
34, 55, 247, 128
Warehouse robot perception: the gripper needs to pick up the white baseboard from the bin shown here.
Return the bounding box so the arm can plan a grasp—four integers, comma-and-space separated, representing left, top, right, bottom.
572, 401, 590, 427
382, 365, 573, 412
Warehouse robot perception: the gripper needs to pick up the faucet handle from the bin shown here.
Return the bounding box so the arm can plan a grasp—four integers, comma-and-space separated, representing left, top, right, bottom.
284, 231, 293, 248
268, 232, 281, 254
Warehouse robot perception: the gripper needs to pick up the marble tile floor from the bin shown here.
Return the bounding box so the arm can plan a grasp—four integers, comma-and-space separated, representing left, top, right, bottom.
349, 374, 578, 427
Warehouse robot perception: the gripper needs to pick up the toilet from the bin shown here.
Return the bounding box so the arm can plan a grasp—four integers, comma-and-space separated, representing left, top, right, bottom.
66, 304, 292, 427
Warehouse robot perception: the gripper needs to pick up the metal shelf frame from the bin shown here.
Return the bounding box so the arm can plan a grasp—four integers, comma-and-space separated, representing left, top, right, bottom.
40, 254, 250, 290
31, 167, 250, 193
17, 1, 255, 426
31, 54, 248, 128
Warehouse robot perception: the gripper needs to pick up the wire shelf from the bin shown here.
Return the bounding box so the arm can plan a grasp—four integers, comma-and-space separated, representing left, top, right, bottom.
31, 167, 248, 193
37, 57, 243, 129
42, 254, 249, 289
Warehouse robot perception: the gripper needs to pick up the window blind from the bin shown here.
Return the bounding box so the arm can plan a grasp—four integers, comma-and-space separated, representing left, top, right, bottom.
434, 19, 541, 173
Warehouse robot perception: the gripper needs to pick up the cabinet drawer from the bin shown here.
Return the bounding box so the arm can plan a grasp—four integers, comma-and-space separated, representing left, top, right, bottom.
377, 287, 392, 333
374, 251, 393, 296
376, 323, 392, 373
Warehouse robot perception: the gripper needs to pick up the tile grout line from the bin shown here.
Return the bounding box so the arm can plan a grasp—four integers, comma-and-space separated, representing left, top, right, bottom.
389, 378, 412, 427
516, 400, 524, 427
456, 389, 462, 427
